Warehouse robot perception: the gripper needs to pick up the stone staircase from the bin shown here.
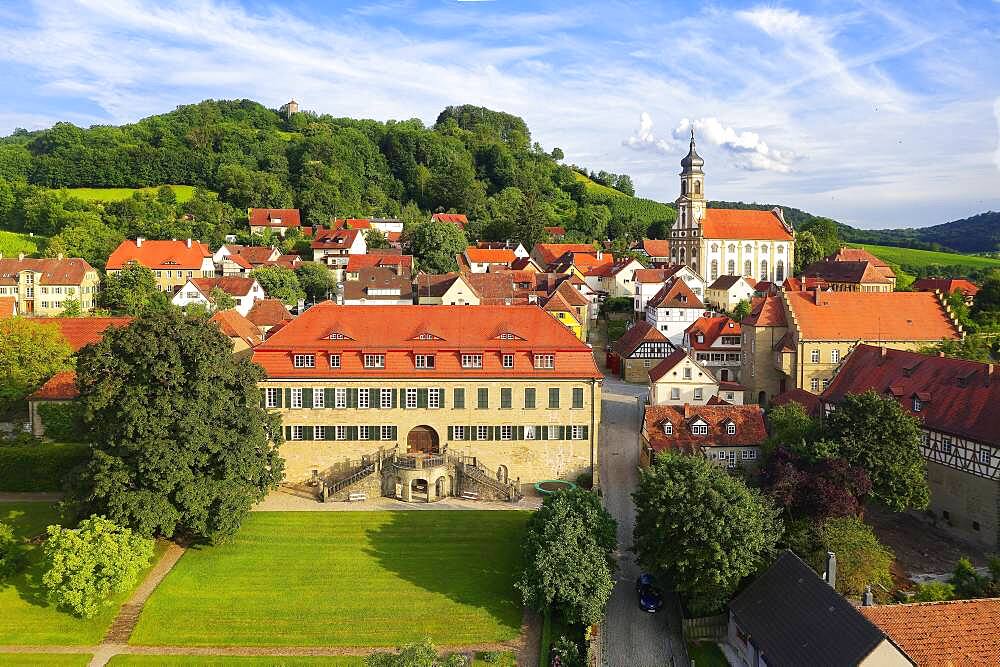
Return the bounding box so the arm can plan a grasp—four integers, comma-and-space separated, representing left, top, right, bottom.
320, 448, 388, 501
450, 453, 522, 502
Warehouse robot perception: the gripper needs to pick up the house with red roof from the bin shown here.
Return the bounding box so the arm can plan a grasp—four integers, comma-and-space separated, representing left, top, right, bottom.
640, 402, 765, 468
608, 320, 676, 383
632, 265, 706, 319
544, 226, 566, 240
647, 349, 743, 406
531, 243, 602, 266
171, 276, 266, 316
431, 213, 468, 228
827, 246, 897, 288
107, 238, 214, 294
251, 303, 602, 490
912, 277, 979, 305
248, 208, 301, 236
705, 275, 756, 311
640, 239, 671, 266
645, 277, 707, 345
210, 309, 263, 357
461, 246, 518, 273
821, 344, 1000, 547
583, 257, 644, 300
345, 253, 412, 279
0, 255, 100, 316
246, 298, 294, 335
311, 229, 367, 268
800, 259, 895, 292
684, 315, 743, 384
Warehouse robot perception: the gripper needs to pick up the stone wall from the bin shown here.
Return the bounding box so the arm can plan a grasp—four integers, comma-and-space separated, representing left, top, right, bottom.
926, 460, 1000, 548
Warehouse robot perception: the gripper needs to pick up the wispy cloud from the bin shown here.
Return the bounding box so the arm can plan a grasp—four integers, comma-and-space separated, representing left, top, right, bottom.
673, 117, 796, 173
622, 112, 675, 154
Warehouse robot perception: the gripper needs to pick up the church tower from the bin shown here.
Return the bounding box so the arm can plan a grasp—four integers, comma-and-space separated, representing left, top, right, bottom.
676, 129, 706, 231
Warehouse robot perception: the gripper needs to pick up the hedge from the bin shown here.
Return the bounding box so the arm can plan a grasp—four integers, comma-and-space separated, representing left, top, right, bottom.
0, 443, 90, 491
37, 402, 87, 442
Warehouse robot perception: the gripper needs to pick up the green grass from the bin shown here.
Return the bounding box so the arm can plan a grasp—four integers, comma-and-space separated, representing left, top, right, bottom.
107, 657, 363, 666
688, 642, 728, 667
132, 511, 529, 648
0, 230, 46, 257
573, 172, 626, 198
472, 651, 516, 666
59, 185, 201, 203
854, 244, 1000, 271
0, 655, 91, 666
0, 502, 166, 645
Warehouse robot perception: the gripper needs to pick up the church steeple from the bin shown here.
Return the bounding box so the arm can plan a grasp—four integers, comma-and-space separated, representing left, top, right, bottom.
680, 128, 704, 175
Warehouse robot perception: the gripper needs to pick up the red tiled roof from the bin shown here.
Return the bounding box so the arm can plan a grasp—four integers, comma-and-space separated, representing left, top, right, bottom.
644, 403, 767, 454
648, 278, 705, 310
311, 229, 360, 250
0, 257, 95, 286
252, 303, 601, 379
534, 243, 599, 265
107, 239, 211, 271
612, 320, 670, 358
432, 213, 469, 227
387, 231, 402, 243
210, 310, 263, 347
226, 245, 279, 266
347, 253, 413, 273
801, 260, 892, 285
769, 388, 822, 417
786, 290, 961, 342
49, 317, 132, 352
190, 277, 256, 297
465, 273, 516, 303
647, 348, 691, 382
783, 276, 828, 291
249, 208, 301, 229
343, 267, 414, 302
415, 272, 462, 299
912, 278, 979, 297
0, 297, 15, 317
332, 218, 371, 229
828, 247, 891, 268
544, 226, 566, 237
634, 266, 687, 284
642, 239, 671, 257
28, 370, 78, 401
821, 344, 1000, 445
465, 247, 516, 264
275, 254, 302, 269
860, 598, 1000, 666
685, 316, 741, 350
702, 209, 793, 241
568, 252, 613, 273
554, 281, 589, 307
246, 299, 293, 328
742, 295, 787, 327
542, 292, 580, 320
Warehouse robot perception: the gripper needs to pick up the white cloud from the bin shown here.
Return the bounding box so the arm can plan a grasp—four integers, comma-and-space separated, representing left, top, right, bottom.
671, 117, 795, 173
622, 112, 676, 154
995, 98, 1000, 172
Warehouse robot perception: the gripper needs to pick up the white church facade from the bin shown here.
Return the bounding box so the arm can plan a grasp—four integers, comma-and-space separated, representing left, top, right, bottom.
668, 131, 795, 285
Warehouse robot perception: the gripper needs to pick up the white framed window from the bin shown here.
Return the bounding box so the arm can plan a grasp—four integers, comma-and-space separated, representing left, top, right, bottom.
942, 437, 953, 453
570, 425, 584, 440
670, 388, 680, 400
502, 354, 514, 369
500, 425, 513, 440
290, 426, 304, 440
335, 388, 347, 408
314, 426, 326, 440
663, 422, 673, 435
329, 354, 341, 368
359, 426, 370, 440
811, 349, 820, 363
461, 354, 483, 368
499, 332, 515, 339
913, 397, 922, 412
524, 426, 536, 440
380, 388, 392, 408
694, 388, 703, 400
294, 354, 315, 368
358, 389, 370, 409
428, 389, 441, 409
476, 426, 490, 440
548, 425, 559, 440
379, 425, 393, 441
291, 388, 303, 409
364, 354, 385, 369
453, 426, 465, 440
822, 379, 830, 390
328, 332, 347, 339
831, 349, 840, 363
406, 388, 418, 408
980, 450, 991, 464
415, 354, 435, 369
265, 388, 280, 408
335, 426, 347, 440
534, 354, 554, 369
727, 423, 736, 435
746, 449, 758, 460
811, 378, 820, 392
683, 367, 692, 380
692, 424, 708, 435
313, 389, 325, 408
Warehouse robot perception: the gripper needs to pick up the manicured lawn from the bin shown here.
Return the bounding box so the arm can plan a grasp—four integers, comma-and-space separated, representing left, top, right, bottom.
59, 185, 202, 203
132, 511, 529, 647
688, 642, 728, 666
0, 655, 91, 666
855, 243, 1000, 271
0, 230, 46, 257
473, 651, 516, 666
0, 502, 166, 645
107, 657, 364, 666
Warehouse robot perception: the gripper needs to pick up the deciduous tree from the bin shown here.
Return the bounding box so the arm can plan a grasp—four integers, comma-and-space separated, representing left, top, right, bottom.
101, 263, 168, 316
0, 318, 72, 412
402, 220, 467, 274
761, 447, 871, 521
251, 265, 305, 306
295, 262, 336, 302
816, 516, 893, 598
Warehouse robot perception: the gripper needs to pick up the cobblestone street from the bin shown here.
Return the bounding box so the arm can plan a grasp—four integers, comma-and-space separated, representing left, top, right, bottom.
600, 376, 687, 667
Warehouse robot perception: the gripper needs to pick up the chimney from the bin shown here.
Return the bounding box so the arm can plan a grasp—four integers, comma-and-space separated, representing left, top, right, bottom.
186, 238, 193, 248
136, 237, 144, 248
813, 286, 822, 305
824, 552, 837, 589
57, 253, 64, 261
880, 346, 887, 358
988, 364, 995, 386
596, 250, 603, 261
18, 252, 25, 261
862, 585, 874, 606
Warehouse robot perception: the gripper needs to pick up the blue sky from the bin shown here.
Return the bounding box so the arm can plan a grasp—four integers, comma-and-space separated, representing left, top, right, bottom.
1, 0, 999, 229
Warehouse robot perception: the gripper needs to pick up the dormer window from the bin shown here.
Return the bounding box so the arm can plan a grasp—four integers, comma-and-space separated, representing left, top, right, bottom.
913, 397, 922, 412
415, 354, 435, 369
663, 422, 673, 435
499, 333, 515, 340
726, 423, 736, 436
692, 424, 708, 436
534, 354, 555, 369
696, 334, 704, 343
363, 354, 385, 369
328, 332, 348, 340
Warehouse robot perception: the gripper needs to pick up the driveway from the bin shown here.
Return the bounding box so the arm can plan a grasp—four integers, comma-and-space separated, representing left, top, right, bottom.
599, 376, 687, 667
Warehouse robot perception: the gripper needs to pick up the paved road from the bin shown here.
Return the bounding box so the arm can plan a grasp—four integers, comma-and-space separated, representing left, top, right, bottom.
600, 376, 687, 667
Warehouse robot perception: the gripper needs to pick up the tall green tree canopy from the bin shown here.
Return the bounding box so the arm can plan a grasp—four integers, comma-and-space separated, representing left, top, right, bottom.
101, 263, 168, 316
251, 265, 305, 306
72, 309, 284, 541
295, 262, 336, 302
402, 220, 467, 274
0, 318, 72, 412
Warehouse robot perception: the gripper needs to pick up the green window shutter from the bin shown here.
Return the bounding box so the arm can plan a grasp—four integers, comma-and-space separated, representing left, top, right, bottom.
304, 426, 314, 441
524, 388, 536, 409
303, 388, 313, 409
515, 425, 524, 440
501, 388, 512, 409
259, 389, 265, 409
275, 388, 283, 408
284, 425, 291, 441
417, 388, 428, 408
325, 427, 335, 441
581, 425, 589, 440
454, 388, 465, 409
391, 426, 398, 440
324, 388, 335, 407
548, 388, 560, 409
393, 389, 399, 409
489, 426, 495, 441
447, 426, 454, 439
371, 388, 380, 409
477, 387, 488, 409
347, 426, 358, 440
538, 425, 547, 441
284, 388, 291, 408
559, 426, 566, 440
439, 388, 446, 408
348, 388, 358, 408
573, 387, 584, 409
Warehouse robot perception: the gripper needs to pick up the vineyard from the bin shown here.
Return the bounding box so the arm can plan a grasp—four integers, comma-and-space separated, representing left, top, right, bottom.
575, 171, 676, 227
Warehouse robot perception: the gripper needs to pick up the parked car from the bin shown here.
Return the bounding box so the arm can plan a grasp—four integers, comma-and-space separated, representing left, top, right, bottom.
636, 573, 664, 613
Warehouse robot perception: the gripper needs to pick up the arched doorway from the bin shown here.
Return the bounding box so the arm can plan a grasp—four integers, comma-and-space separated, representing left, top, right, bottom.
407, 425, 439, 454
720, 369, 729, 382
757, 391, 767, 407
496, 465, 509, 484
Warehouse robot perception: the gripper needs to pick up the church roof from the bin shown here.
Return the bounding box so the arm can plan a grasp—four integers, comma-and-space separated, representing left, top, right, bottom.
702, 209, 794, 241
680, 130, 704, 174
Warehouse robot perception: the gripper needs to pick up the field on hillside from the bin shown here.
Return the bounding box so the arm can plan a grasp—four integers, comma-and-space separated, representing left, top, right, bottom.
573, 171, 626, 198
854, 244, 1000, 271
60, 185, 201, 203
0, 230, 46, 257
574, 172, 676, 225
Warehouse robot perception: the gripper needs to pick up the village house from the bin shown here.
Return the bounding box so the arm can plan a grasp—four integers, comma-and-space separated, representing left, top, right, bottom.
704, 275, 756, 311
210, 309, 263, 357
583, 257, 644, 300
311, 229, 367, 268
544, 226, 566, 240
531, 243, 601, 267
608, 320, 676, 383
645, 277, 707, 345
827, 247, 897, 289
246, 298, 294, 335
632, 265, 706, 319
821, 344, 1000, 548
171, 276, 266, 316
248, 208, 301, 237
640, 239, 671, 267
684, 315, 743, 383
0, 254, 99, 316
345, 253, 412, 280
476, 241, 529, 258
541, 291, 584, 341
648, 349, 743, 406
212, 245, 301, 276
106, 238, 215, 294
799, 259, 895, 292
251, 304, 602, 493
415, 272, 481, 306
912, 277, 979, 306
340, 266, 414, 306
741, 290, 963, 405
431, 213, 468, 229
640, 402, 765, 468
459, 246, 518, 273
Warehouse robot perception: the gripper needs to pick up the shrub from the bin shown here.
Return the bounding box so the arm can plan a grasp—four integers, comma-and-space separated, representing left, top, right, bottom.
0, 521, 26, 580
913, 581, 955, 602
817, 516, 893, 598
41, 516, 154, 618
365, 639, 467, 666
575, 471, 593, 490
0, 443, 90, 491
600, 296, 633, 315
550, 635, 583, 667
37, 402, 87, 442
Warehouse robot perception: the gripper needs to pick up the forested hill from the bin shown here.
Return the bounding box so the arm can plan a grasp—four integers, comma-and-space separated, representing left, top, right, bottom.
0, 99, 675, 262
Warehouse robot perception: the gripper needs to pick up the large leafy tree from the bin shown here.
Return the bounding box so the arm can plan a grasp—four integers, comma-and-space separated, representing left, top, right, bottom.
517, 488, 617, 626
792, 230, 824, 274
816, 516, 893, 598
761, 447, 871, 521
0, 318, 72, 412
402, 220, 467, 274
101, 263, 168, 315
633, 452, 782, 615
72, 309, 284, 541
295, 262, 336, 302
824, 390, 929, 512
44, 216, 124, 270
251, 265, 306, 306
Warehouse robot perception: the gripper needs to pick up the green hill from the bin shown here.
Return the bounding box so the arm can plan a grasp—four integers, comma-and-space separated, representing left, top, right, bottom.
573, 171, 626, 198
852, 244, 1000, 271
0, 230, 46, 257
60, 185, 200, 203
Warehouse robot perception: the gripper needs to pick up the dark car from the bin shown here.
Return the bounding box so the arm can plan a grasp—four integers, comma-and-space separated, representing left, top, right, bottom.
636, 573, 664, 613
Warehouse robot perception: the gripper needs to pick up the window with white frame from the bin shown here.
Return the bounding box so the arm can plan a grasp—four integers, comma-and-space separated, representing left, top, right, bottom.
291, 388, 303, 408
265, 388, 280, 408
462, 354, 483, 368
822, 379, 830, 390
294, 354, 315, 368
811, 378, 820, 392
314, 426, 326, 440
358, 388, 370, 409
453, 426, 465, 440
727, 423, 736, 435
694, 388, 703, 400
810, 349, 820, 363
364, 354, 385, 368
329, 354, 341, 368
663, 422, 673, 435
359, 426, 370, 440
379, 425, 393, 441
476, 426, 490, 440
980, 449, 991, 464
502, 354, 514, 369
335, 388, 347, 408
380, 388, 392, 408
548, 425, 559, 440
524, 426, 536, 440
571, 426, 584, 440
406, 388, 418, 409
912, 397, 922, 412
741, 449, 752, 460
499, 332, 515, 339
670, 388, 680, 400
534, 354, 554, 369
428, 389, 441, 409
500, 425, 513, 440
415, 354, 435, 369
313, 389, 325, 408
942, 436, 953, 453
335, 426, 347, 440
328, 332, 347, 340
683, 367, 692, 380
692, 423, 708, 435
746, 449, 758, 460
290, 426, 304, 440
831, 349, 840, 363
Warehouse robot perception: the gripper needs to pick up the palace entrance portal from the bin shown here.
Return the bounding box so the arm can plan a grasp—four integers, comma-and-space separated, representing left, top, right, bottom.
406, 425, 439, 454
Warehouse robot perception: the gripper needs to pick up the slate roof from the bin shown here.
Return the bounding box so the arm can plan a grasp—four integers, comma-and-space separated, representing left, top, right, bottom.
729, 550, 898, 666
785, 291, 961, 342
702, 209, 793, 241
0, 257, 95, 286
612, 320, 672, 358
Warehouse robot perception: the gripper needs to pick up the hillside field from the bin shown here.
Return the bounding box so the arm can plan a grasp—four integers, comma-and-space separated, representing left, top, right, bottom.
0, 230, 46, 257
574, 171, 627, 198
854, 244, 1000, 271
59, 185, 201, 203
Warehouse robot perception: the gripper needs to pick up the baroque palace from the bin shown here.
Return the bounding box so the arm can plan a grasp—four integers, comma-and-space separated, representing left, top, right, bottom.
252, 303, 602, 501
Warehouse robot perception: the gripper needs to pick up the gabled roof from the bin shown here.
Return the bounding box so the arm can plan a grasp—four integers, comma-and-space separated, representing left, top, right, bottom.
769, 388, 822, 417
274, 254, 302, 269
648, 278, 705, 310
0, 257, 95, 286
554, 280, 589, 307
464, 273, 516, 304
332, 218, 371, 229
643, 403, 767, 453
587, 258, 641, 278
783, 276, 828, 292
860, 598, 1000, 665
742, 295, 787, 327
509, 257, 541, 271
702, 209, 793, 241
685, 316, 741, 350
729, 551, 898, 666
612, 320, 671, 358
642, 239, 671, 257
28, 370, 78, 401
246, 299, 293, 327
800, 259, 893, 285
533, 243, 600, 265
544, 226, 566, 237
828, 246, 891, 269
343, 266, 414, 302
107, 239, 212, 271
210, 310, 263, 347
912, 278, 979, 297
647, 348, 692, 382
634, 266, 690, 284
707, 274, 754, 291
465, 247, 516, 264
821, 344, 1000, 445
225, 245, 280, 266
431, 213, 468, 227
542, 291, 580, 320
785, 290, 961, 342
249, 208, 301, 229
346, 253, 412, 274
48, 317, 132, 351
415, 272, 464, 298
190, 277, 257, 297
311, 229, 361, 250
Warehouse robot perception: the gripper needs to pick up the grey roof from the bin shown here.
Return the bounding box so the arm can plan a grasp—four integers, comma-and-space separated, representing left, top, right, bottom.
680, 130, 704, 174
729, 551, 898, 666
708, 274, 750, 291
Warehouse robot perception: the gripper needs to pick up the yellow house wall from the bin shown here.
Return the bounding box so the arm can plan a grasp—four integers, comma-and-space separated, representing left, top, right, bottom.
858, 639, 913, 667
107, 267, 212, 294
741, 324, 788, 404
794, 339, 939, 395
10, 270, 100, 316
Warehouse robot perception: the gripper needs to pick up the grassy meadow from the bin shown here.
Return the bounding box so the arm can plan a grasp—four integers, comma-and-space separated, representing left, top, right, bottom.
854, 243, 1000, 272
59, 185, 201, 203
0, 230, 46, 257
